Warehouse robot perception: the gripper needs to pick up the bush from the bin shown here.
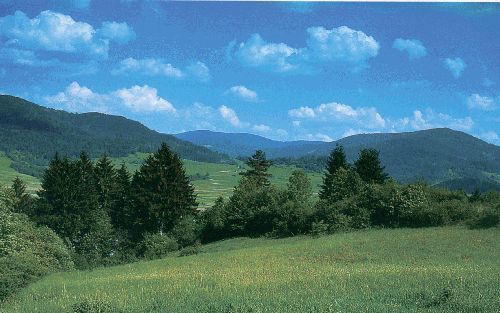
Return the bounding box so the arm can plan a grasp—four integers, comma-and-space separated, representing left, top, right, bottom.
178, 243, 201, 257
170, 215, 200, 247
141, 233, 178, 260
310, 220, 328, 238
468, 206, 499, 229
199, 197, 228, 243
0, 187, 73, 301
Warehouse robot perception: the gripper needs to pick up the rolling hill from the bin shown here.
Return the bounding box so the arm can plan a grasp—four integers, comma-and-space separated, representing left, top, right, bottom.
176, 129, 500, 190
0, 95, 229, 177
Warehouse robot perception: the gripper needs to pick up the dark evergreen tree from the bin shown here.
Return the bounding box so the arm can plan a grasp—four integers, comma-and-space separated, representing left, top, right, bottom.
110, 163, 132, 231
94, 155, 117, 215
354, 148, 388, 184
240, 150, 272, 186
319, 145, 349, 200
131, 143, 197, 237
10, 177, 33, 215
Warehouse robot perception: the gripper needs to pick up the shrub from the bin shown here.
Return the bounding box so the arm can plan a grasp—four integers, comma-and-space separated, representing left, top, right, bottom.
141, 233, 178, 260
178, 243, 201, 257
468, 206, 499, 229
170, 215, 200, 247
310, 220, 328, 238
199, 197, 228, 243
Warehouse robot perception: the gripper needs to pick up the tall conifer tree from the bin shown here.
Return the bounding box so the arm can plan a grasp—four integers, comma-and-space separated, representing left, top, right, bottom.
319, 145, 349, 200
131, 143, 196, 237
354, 148, 388, 184
240, 150, 272, 186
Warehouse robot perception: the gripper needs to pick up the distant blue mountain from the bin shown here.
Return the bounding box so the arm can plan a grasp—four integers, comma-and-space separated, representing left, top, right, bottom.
175, 129, 500, 190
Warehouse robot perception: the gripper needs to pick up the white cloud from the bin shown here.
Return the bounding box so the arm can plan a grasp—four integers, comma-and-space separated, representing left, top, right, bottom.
218, 105, 242, 127
292, 120, 301, 127
45, 82, 176, 114
234, 34, 298, 73
288, 106, 316, 118
113, 85, 176, 113
289, 102, 386, 129
444, 57, 466, 78
301, 133, 334, 142
467, 94, 496, 111
305, 26, 379, 67
404, 109, 474, 131
227, 85, 259, 102
99, 21, 135, 44
0, 10, 134, 59
392, 38, 427, 59
232, 26, 379, 73
112, 57, 183, 78
186, 61, 211, 82
113, 58, 210, 82
44, 81, 109, 113
252, 124, 271, 133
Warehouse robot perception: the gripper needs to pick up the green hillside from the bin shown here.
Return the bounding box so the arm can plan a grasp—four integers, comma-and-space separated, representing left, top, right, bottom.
0, 95, 229, 177
2, 227, 498, 313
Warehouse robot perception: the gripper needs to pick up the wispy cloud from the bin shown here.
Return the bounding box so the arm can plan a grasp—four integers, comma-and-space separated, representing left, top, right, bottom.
444, 57, 466, 78
227, 85, 259, 102
393, 38, 427, 59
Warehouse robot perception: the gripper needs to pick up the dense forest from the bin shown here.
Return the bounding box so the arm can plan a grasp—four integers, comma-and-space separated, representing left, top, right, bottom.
0, 96, 229, 177
1, 143, 498, 301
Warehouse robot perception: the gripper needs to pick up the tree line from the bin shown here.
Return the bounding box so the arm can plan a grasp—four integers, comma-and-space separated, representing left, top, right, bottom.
1, 143, 498, 301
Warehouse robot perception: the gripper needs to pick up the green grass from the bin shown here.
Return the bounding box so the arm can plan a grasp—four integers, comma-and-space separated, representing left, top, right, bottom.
1, 227, 498, 312
0, 152, 40, 193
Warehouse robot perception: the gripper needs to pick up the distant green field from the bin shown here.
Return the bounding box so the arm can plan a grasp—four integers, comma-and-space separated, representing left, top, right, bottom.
111, 153, 323, 208
2, 227, 498, 312
0, 152, 323, 208
0, 152, 40, 193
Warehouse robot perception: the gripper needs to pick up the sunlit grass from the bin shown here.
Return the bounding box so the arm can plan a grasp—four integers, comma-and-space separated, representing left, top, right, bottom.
2, 227, 499, 312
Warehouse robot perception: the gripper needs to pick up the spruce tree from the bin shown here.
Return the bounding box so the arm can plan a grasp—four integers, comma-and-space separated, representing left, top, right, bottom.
11, 177, 33, 215
354, 148, 388, 184
131, 143, 197, 237
319, 145, 349, 200
94, 155, 117, 215
240, 150, 272, 186
110, 163, 132, 231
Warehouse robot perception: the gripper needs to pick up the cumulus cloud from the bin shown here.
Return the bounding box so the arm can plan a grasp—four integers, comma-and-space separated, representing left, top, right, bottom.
288, 106, 316, 118
392, 38, 427, 59
305, 26, 379, 66
44, 82, 109, 113
401, 109, 474, 131
45, 82, 176, 114
444, 57, 466, 78
0, 10, 135, 59
466, 94, 496, 111
289, 102, 386, 129
227, 85, 259, 102
186, 61, 211, 82
113, 85, 176, 113
218, 105, 242, 127
232, 25, 379, 73
234, 34, 298, 73
99, 21, 136, 44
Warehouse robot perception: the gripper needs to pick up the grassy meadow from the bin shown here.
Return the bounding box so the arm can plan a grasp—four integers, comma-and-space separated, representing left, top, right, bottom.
0, 152, 40, 192
1, 227, 498, 313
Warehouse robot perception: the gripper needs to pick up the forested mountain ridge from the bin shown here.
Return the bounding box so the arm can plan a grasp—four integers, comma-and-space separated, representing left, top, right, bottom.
0, 95, 229, 177
177, 129, 500, 191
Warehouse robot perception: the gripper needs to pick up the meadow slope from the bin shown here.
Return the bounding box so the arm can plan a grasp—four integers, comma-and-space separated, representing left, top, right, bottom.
1, 227, 499, 313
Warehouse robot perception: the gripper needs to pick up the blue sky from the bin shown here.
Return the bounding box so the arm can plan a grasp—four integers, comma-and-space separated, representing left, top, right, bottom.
0, 1, 499, 144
